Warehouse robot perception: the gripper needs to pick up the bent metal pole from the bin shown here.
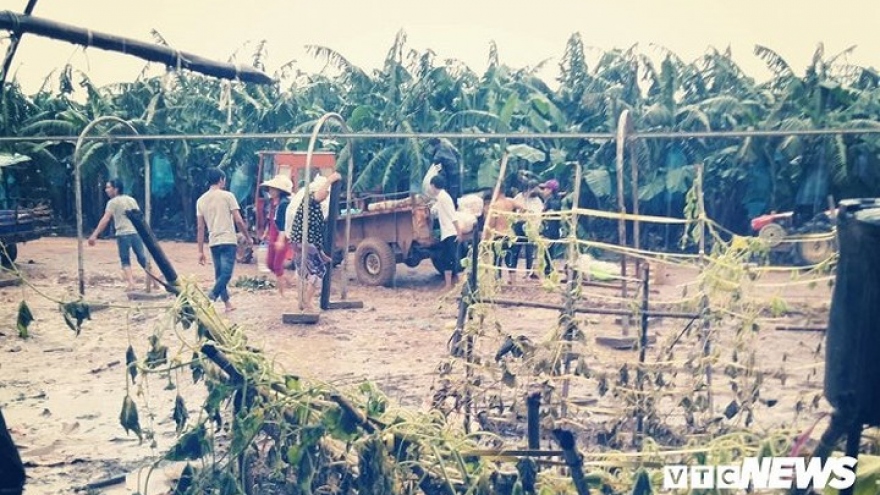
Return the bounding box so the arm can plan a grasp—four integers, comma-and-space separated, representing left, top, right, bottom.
74, 116, 151, 296
300, 112, 357, 309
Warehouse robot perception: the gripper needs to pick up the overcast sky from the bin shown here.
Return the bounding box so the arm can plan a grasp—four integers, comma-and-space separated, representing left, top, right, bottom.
2, 0, 879, 94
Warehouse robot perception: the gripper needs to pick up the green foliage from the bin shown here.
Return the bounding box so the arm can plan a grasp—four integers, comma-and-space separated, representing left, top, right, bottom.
145, 334, 168, 369
125, 344, 138, 384
16, 300, 33, 339
60, 301, 90, 336
173, 394, 189, 433
119, 394, 142, 442
166, 422, 211, 461
232, 275, 276, 291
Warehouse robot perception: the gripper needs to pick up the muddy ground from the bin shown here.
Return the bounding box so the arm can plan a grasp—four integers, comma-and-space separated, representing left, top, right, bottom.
0, 237, 832, 494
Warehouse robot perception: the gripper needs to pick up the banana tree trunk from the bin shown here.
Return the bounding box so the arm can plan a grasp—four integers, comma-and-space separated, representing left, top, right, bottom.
0, 10, 273, 84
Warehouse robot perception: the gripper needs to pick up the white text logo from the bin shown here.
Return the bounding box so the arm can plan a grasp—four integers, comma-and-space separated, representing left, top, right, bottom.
662, 457, 857, 491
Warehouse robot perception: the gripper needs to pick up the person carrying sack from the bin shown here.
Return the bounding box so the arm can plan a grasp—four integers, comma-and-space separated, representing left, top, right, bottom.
426, 138, 462, 206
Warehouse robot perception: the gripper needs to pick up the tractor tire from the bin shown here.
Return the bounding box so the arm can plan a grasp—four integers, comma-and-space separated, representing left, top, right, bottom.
794, 222, 836, 265
354, 238, 396, 286
0, 242, 17, 268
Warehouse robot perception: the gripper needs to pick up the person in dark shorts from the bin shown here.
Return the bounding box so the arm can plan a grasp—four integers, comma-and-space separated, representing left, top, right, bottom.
538, 179, 563, 276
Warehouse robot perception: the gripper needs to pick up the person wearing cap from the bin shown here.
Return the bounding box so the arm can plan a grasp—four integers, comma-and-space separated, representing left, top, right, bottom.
260, 175, 293, 295
538, 179, 563, 276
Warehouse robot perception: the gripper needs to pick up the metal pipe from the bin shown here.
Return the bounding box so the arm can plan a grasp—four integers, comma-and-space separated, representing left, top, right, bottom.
7, 127, 880, 144
630, 133, 641, 277
74, 116, 150, 296
301, 113, 356, 310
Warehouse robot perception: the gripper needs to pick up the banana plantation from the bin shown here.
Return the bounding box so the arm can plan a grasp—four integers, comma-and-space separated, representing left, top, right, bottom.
3, 32, 880, 495
3, 33, 880, 241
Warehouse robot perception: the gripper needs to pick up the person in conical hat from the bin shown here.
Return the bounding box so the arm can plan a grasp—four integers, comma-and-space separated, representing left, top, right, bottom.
260, 174, 293, 295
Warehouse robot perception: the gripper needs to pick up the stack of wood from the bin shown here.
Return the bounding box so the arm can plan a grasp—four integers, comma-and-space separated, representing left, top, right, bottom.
0, 204, 51, 223
366, 197, 412, 212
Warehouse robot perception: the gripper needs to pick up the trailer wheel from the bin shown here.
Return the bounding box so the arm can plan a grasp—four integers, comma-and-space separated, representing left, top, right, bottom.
0, 242, 17, 267
354, 238, 396, 286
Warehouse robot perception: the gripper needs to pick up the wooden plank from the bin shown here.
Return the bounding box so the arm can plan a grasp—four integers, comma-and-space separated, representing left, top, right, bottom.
325, 300, 364, 310
775, 325, 826, 332
282, 313, 320, 325
126, 291, 170, 301
595, 334, 657, 350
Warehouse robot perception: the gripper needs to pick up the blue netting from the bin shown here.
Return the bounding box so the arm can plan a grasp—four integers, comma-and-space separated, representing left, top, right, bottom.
228, 163, 253, 204
151, 154, 176, 198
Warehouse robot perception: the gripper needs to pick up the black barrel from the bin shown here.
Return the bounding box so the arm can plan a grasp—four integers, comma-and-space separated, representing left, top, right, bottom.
825, 198, 880, 426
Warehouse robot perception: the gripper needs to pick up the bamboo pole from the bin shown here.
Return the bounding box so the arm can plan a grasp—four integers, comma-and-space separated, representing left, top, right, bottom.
635, 265, 650, 447
615, 111, 631, 336
695, 163, 713, 415
0, 11, 274, 84
483, 297, 698, 319
560, 161, 583, 418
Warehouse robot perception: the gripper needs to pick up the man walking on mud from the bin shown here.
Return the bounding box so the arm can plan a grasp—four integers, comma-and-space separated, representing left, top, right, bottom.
196, 168, 251, 312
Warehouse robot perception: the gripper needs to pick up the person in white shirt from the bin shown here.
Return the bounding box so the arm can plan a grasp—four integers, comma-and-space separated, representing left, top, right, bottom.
87, 178, 161, 291
428, 175, 463, 290
196, 168, 251, 312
